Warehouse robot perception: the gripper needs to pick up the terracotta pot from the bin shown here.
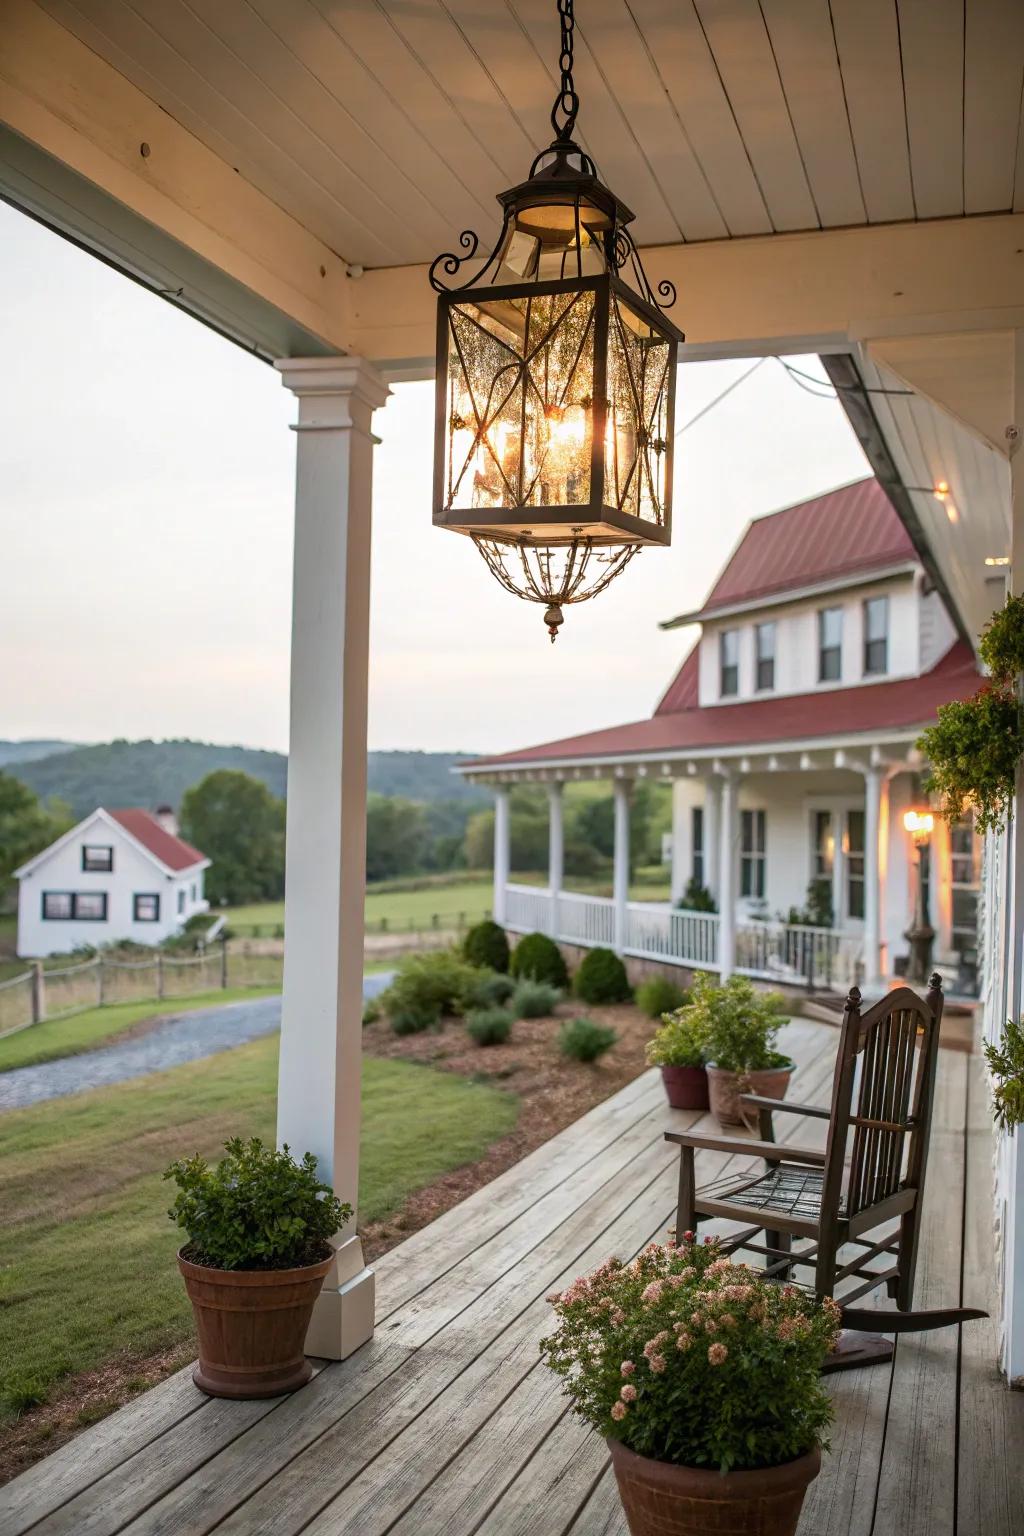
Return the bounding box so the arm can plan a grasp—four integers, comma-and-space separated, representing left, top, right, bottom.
178, 1247, 332, 1399
660, 1064, 710, 1111
706, 1061, 794, 1127
608, 1438, 820, 1536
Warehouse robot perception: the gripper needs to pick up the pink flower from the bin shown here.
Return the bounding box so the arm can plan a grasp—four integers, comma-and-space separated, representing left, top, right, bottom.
620, 1361, 636, 1377
611, 1401, 627, 1421
648, 1354, 666, 1373
611, 1308, 625, 1327
676, 1331, 692, 1351
708, 1343, 728, 1366
680, 1230, 695, 1243
620, 1384, 637, 1402
641, 1280, 665, 1304
643, 1331, 670, 1357
719, 1314, 736, 1330
704, 1319, 718, 1335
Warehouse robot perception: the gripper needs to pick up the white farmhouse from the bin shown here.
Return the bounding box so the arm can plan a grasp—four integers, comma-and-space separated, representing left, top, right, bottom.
464, 478, 983, 994
15, 806, 210, 957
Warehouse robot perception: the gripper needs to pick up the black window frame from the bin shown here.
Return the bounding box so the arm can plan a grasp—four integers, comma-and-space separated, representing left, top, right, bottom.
755, 621, 775, 692
43, 891, 109, 922
740, 809, 767, 899
863, 595, 889, 676
818, 606, 843, 682
691, 806, 704, 888
134, 893, 161, 923
846, 809, 866, 921
719, 628, 739, 697
81, 844, 114, 873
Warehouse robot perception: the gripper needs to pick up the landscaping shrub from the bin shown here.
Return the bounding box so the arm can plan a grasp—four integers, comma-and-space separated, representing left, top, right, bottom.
165, 1136, 350, 1271
380, 948, 483, 1020
390, 1002, 440, 1036
466, 1007, 514, 1046
463, 919, 510, 974
468, 970, 517, 1009
635, 975, 689, 1019
559, 1017, 617, 1063
511, 978, 562, 1019
574, 947, 631, 1004
509, 931, 569, 988
361, 998, 381, 1027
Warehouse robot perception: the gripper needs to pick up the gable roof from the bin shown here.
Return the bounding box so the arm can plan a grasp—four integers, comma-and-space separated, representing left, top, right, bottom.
662, 478, 917, 628
108, 809, 207, 872
465, 641, 981, 771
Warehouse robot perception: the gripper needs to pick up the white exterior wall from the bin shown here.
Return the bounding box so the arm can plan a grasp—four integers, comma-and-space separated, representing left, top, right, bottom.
697, 575, 924, 706
918, 582, 958, 672
17, 815, 207, 956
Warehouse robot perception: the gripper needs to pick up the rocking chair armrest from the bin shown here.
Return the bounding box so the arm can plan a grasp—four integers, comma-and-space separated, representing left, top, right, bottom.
740, 1095, 832, 1121
664, 1130, 826, 1165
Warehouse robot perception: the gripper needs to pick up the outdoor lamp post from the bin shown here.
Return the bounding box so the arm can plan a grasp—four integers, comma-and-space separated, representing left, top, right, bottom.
903, 808, 936, 984
429, 0, 683, 642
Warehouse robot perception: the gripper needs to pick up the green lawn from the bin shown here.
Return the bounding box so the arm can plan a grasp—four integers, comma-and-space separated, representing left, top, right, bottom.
229, 876, 495, 935
0, 1037, 518, 1419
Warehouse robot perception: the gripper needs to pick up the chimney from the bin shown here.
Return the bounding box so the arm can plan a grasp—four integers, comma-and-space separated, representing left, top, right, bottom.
155, 805, 178, 837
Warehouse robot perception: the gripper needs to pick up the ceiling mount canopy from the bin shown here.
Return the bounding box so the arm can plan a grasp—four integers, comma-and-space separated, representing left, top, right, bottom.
429, 0, 683, 642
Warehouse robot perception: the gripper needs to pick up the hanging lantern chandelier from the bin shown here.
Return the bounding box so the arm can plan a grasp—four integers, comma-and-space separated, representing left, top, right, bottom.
429, 0, 683, 641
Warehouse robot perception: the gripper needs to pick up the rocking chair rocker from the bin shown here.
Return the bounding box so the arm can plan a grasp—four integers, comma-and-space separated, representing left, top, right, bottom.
666, 973, 985, 1371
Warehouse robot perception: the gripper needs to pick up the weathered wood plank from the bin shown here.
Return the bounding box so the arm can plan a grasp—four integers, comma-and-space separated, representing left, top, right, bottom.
563, 1461, 629, 1535
957, 1051, 1024, 1534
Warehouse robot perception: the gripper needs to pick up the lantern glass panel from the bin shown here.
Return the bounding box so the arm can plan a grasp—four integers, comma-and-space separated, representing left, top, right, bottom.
606, 291, 671, 528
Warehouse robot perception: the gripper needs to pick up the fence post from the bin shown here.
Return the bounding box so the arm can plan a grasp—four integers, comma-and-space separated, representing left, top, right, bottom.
96, 958, 105, 1008
31, 962, 45, 1024
221, 939, 229, 989
157, 954, 165, 1001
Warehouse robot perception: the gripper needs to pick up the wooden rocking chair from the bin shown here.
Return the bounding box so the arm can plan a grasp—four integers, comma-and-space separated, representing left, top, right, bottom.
666, 974, 985, 1370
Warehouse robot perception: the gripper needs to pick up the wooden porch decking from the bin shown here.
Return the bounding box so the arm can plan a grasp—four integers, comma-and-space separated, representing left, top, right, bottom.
3, 1018, 1021, 1536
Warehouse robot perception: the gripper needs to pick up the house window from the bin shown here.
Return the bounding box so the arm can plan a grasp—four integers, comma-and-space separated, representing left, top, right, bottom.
863, 595, 889, 675
720, 629, 739, 697
846, 810, 865, 920
177, 889, 186, 915
755, 622, 775, 691
190, 884, 197, 901
740, 810, 766, 899
42, 891, 109, 922
812, 811, 834, 879
818, 607, 842, 681
950, 816, 981, 963
134, 893, 160, 922
82, 844, 113, 872
692, 806, 704, 887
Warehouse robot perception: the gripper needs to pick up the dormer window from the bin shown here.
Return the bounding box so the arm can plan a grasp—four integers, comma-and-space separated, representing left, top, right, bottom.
755, 622, 775, 691
818, 607, 842, 682
82, 845, 113, 872
863, 595, 888, 675
719, 629, 739, 697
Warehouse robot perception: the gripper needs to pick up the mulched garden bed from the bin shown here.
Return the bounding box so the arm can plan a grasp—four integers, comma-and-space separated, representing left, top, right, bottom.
358, 999, 656, 1262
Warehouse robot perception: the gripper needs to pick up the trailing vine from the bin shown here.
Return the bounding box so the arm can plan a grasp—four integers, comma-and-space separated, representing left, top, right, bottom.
983, 1018, 1024, 1132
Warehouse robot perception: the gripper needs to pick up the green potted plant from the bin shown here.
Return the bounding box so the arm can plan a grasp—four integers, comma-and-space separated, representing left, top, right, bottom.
645, 1003, 710, 1110
541, 1233, 839, 1536
166, 1136, 350, 1399
984, 1018, 1024, 1132
686, 974, 792, 1126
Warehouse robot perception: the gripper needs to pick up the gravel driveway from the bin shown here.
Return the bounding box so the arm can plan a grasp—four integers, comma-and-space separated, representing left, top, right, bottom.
0, 972, 393, 1112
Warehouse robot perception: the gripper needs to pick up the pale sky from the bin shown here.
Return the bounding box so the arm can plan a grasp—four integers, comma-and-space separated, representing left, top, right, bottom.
0, 201, 869, 756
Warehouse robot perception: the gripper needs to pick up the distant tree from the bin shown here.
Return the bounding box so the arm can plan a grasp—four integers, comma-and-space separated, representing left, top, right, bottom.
0, 772, 72, 904
365, 794, 429, 882
180, 770, 286, 906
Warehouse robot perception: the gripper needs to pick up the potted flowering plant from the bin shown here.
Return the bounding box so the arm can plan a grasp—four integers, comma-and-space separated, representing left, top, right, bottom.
541, 1234, 839, 1536
685, 974, 792, 1126
166, 1136, 350, 1399
645, 1005, 710, 1110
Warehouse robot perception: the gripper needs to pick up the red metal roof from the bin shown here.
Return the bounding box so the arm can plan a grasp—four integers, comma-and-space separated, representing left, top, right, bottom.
468, 642, 981, 769
654, 646, 699, 716
109, 809, 207, 871
674, 478, 916, 623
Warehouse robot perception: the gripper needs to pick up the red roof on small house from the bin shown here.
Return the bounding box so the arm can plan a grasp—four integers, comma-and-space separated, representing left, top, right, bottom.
109, 809, 207, 871
671, 478, 916, 624
468, 642, 981, 769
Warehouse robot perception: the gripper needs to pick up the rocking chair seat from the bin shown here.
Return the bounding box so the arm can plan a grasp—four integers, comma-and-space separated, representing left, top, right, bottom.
700, 1162, 844, 1231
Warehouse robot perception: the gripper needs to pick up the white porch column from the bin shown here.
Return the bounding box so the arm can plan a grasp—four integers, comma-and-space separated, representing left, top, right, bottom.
863, 766, 884, 985
548, 780, 564, 939
669, 777, 688, 906
718, 773, 737, 979
705, 776, 722, 903
493, 785, 511, 926
275, 356, 389, 1360
613, 778, 631, 955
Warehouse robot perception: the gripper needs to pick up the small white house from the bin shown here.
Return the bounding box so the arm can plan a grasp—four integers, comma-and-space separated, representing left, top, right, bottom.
15, 806, 210, 957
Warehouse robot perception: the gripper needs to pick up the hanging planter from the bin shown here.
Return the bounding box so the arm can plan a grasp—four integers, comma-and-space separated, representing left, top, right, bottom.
979, 593, 1024, 685
917, 684, 1024, 835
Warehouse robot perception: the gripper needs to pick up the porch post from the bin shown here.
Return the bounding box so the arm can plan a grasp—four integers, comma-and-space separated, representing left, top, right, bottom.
274, 356, 389, 1360
493, 785, 510, 925
863, 766, 884, 984
718, 773, 737, 979
613, 778, 631, 954
705, 776, 722, 902
669, 777, 688, 905
548, 780, 564, 939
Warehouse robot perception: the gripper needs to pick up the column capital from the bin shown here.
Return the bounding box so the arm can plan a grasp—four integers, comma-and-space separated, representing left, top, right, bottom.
275, 355, 390, 430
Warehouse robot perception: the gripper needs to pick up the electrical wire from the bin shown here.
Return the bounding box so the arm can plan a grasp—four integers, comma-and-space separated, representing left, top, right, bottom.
774, 358, 914, 399
675, 356, 768, 436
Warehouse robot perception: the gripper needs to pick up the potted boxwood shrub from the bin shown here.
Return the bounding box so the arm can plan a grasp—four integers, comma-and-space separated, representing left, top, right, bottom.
166, 1136, 350, 1399
541, 1233, 839, 1536
645, 1004, 709, 1110
688, 973, 792, 1126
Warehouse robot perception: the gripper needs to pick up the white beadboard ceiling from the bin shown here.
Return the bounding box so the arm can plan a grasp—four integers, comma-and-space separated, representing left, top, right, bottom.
37, 0, 1024, 269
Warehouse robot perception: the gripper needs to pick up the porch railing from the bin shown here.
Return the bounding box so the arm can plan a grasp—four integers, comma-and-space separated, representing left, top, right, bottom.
501, 883, 861, 991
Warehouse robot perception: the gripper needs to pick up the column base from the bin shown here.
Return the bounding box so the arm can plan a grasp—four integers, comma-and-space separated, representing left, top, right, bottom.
304, 1263, 375, 1360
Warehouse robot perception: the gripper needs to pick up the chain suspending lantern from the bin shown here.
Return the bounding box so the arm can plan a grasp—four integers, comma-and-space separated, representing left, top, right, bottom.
430, 0, 683, 641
